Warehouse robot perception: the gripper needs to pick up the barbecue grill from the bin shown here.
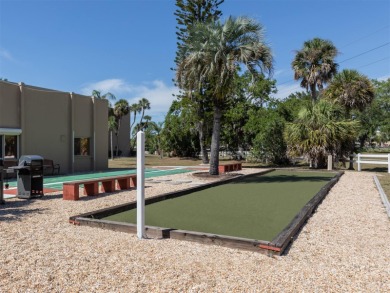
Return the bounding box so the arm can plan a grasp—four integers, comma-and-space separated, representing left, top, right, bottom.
10, 155, 44, 199
0, 159, 4, 204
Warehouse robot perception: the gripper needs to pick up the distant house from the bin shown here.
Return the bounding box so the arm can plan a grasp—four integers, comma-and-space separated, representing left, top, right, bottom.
0, 80, 129, 174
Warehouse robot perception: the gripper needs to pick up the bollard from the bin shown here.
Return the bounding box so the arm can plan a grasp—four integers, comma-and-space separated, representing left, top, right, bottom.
137, 131, 146, 239
327, 155, 333, 171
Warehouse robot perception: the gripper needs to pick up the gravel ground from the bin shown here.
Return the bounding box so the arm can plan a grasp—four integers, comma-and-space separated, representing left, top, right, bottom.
0, 169, 389, 292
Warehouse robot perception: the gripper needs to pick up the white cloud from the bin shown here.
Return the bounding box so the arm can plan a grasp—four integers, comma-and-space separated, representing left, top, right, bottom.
377, 75, 390, 81
273, 82, 302, 100
0, 48, 16, 62
80, 78, 133, 95
81, 79, 179, 122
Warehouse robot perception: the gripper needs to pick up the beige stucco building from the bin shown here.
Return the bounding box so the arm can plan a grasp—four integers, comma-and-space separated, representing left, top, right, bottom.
0, 80, 129, 174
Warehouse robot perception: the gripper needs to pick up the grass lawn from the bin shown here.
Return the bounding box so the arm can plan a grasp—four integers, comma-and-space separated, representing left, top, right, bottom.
108, 154, 300, 169
103, 170, 336, 241
108, 155, 390, 200
377, 174, 390, 201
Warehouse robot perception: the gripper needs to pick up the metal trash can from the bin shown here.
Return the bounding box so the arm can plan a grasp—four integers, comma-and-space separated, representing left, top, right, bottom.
0, 159, 4, 204
10, 155, 44, 199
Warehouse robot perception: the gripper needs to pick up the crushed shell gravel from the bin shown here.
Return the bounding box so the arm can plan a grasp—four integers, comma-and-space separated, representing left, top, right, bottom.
0, 169, 389, 292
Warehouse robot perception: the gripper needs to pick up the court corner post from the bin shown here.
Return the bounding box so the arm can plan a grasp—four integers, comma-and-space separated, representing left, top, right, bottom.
137, 131, 146, 239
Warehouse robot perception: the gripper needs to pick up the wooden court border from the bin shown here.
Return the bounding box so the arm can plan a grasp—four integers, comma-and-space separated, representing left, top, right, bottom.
69, 169, 344, 255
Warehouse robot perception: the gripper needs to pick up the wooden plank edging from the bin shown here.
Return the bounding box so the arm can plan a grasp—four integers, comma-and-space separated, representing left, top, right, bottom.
271, 171, 344, 252
69, 169, 341, 255
373, 175, 390, 218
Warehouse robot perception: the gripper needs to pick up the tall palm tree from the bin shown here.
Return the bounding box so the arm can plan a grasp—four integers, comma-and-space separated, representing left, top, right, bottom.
138, 98, 151, 124
129, 103, 142, 134
177, 16, 273, 175
284, 100, 359, 168
292, 38, 338, 102
324, 69, 375, 115
114, 99, 130, 157
92, 90, 117, 158
92, 90, 116, 107
108, 116, 117, 160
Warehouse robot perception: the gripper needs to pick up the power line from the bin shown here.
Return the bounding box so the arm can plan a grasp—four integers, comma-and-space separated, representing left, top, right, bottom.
356, 56, 390, 69
338, 42, 390, 63
340, 25, 390, 48
276, 43, 390, 86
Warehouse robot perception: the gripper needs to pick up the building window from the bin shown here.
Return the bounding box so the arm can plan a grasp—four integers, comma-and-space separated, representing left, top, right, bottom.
74, 138, 90, 156
4, 135, 18, 159
0, 135, 2, 158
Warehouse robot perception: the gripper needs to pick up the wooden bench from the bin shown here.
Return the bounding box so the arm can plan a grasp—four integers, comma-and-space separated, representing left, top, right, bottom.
63, 174, 137, 200
218, 162, 242, 173
43, 159, 60, 175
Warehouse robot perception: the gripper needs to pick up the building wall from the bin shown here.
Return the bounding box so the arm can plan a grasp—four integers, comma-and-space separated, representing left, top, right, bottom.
0, 80, 116, 174
22, 86, 71, 173
0, 82, 20, 128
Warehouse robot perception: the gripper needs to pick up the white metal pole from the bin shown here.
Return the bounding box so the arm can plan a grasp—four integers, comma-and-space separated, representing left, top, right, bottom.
137, 131, 145, 239
357, 153, 361, 172
388, 153, 390, 174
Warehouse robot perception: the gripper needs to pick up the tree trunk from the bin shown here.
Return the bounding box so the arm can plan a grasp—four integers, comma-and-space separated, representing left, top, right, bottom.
310, 83, 317, 102
116, 119, 121, 157
198, 121, 209, 164
209, 104, 222, 175
110, 130, 114, 160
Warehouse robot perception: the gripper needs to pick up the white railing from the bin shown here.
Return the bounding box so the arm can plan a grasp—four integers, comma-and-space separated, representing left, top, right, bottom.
357, 153, 390, 173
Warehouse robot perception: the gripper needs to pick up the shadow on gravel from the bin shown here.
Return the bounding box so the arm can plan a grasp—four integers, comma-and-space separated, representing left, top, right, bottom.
0, 199, 49, 222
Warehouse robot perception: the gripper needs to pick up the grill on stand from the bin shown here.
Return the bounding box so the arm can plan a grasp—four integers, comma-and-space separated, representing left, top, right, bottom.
10, 155, 44, 199
0, 159, 4, 204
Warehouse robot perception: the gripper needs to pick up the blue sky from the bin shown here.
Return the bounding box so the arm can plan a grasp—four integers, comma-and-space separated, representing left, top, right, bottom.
1, 0, 389, 122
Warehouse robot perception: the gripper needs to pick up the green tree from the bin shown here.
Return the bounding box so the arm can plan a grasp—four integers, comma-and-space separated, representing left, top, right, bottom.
292, 38, 338, 102
177, 16, 273, 174
174, 0, 224, 65
162, 100, 199, 157
144, 121, 164, 157
275, 91, 311, 122
222, 72, 276, 157
356, 78, 390, 147
373, 78, 390, 143
284, 100, 359, 168
244, 108, 288, 164
174, 0, 224, 164
325, 69, 375, 116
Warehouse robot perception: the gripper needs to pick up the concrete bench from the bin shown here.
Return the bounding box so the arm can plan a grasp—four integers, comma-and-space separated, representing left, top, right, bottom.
218, 163, 242, 173
63, 174, 137, 200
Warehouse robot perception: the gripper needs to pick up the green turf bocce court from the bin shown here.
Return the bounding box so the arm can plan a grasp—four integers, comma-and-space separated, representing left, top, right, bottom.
70, 169, 343, 254
104, 170, 335, 241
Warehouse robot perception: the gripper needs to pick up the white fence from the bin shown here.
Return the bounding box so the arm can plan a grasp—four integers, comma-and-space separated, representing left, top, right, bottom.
357, 153, 390, 173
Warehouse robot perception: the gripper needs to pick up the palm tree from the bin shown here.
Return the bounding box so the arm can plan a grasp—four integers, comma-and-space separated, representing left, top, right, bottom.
129, 103, 142, 134
114, 99, 130, 157
138, 98, 151, 124
177, 16, 273, 175
292, 38, 338, 102
324, 69, 375, 115
92, 90, 116, 106
284, 100, 359, 168
108, 116, 117, 160
92, 90, 117, 158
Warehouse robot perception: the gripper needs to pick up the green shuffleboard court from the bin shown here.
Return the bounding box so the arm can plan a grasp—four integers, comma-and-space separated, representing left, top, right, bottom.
103, 170, 336, 241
